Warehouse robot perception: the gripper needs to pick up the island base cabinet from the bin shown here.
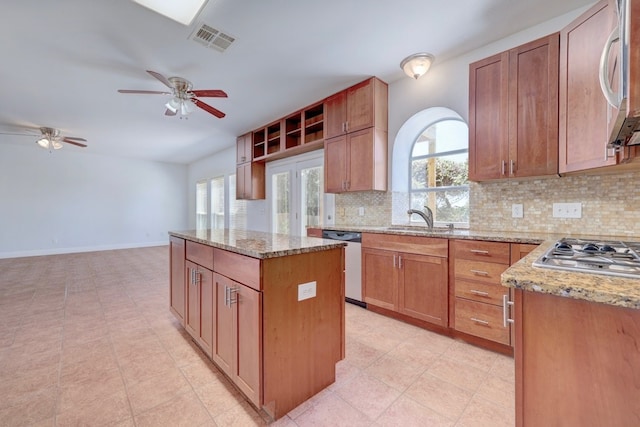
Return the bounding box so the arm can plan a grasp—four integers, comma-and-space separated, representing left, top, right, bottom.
169, 237, 186, 324
514, 290, 640, 426
213, 273, 262, 408
185, 260, 214, 357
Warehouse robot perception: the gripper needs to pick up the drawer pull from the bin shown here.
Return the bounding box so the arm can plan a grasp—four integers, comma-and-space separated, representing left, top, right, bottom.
470, 269, 489, 276
470, 289, 490, 297
503, 294, 515, 327
470, 249, 490, 255
470, 317, 490, 326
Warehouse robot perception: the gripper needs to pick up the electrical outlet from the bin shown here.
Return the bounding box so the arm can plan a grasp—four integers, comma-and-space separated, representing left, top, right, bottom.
298, 281, 316, 301
512, 203, 524, 218
358, 207, 365, 216
553, 202, 582, 218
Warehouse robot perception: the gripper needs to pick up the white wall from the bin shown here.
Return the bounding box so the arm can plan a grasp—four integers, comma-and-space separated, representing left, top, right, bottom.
0, 142, 187, 258
187, 144, 268, 231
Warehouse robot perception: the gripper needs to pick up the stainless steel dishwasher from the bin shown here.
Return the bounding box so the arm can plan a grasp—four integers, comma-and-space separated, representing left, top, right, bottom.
322, 230, 364, 307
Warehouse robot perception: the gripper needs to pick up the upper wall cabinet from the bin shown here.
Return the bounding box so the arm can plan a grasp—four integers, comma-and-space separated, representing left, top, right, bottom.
324, 77, 388, 139
236, 132, 265, 200
324, 77, 389, 193
236, 132, 252, 165
558, 0, 632, 173
469, 33, 560, 181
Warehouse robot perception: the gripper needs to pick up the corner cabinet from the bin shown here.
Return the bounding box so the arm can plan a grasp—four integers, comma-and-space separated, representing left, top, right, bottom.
362, 233, 448, 327
558, 0, 629, 173
469, 33, 559, 181
324, 77, 388, 193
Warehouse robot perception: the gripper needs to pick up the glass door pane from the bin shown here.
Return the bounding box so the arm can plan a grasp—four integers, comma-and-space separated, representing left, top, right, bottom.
196, 180, 207, 230
299, 165, 323, 236
272, 171, 290, 234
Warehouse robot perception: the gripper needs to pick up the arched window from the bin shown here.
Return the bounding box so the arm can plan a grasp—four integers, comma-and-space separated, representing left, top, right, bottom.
392, 107, 469, 226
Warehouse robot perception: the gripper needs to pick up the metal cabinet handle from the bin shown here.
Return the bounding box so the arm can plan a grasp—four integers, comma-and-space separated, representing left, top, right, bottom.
470, 317, 489, 326
503, 294, 515, 327
398, 255, 403, 269
470, 269, 489, 276
501, 160, 506, 176
510, 159, 515, 176
470, 249, 489, 255
228, 287, 238, 305
393, 254, 397, 268
470, 289, 490, 297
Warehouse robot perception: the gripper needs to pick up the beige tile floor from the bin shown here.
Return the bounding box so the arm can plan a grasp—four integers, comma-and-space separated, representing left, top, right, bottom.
0, 246, 514, 426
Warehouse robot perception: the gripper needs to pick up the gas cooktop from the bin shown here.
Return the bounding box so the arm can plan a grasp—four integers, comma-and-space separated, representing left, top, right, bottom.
533, 237, 640, 279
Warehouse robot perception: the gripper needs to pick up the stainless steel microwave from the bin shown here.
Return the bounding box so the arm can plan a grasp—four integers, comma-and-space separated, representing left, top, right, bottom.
600, 0, 640, 147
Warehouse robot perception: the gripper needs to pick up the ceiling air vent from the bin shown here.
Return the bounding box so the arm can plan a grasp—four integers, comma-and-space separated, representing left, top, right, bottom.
190, 23, 235, 52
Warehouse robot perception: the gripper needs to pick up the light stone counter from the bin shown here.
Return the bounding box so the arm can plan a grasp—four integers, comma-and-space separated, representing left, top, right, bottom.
502, 240, 640, 309
169, 229, 345, 259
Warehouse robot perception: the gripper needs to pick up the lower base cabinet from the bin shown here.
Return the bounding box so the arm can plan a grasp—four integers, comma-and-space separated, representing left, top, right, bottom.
185, 261, 214, 357
213, 273, 262, 407
515, 289, 640, 426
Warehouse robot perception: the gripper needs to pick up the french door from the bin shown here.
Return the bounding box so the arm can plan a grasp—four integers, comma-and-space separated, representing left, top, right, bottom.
268, 155, 324, 236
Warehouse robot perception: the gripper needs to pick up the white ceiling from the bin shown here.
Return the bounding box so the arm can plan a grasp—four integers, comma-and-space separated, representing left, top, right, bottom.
0, 0, 593, 164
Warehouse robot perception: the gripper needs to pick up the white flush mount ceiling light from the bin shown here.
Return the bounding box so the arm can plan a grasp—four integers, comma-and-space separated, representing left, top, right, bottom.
132, 0, 209, 25
400, 53, 435, 79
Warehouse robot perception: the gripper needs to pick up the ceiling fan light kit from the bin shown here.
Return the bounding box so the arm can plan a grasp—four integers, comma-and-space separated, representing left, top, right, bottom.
118, 70, 227, 119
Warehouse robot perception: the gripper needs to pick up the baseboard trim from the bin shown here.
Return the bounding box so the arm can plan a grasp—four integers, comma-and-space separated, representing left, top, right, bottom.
0, 241, 168, 259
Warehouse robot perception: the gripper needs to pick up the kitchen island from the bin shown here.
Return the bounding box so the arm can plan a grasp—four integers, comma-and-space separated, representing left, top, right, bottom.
168, 229, 346, 420
502, 242, 640, 426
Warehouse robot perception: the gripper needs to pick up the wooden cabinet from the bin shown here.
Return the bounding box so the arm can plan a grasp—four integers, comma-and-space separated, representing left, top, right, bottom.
324, 77, 388, 193
325, 127, 388, 193
185, 260, 214, 357
559, 0, 626, 173
514, 289, 640, 426
236, 161, 265, 200
452, 240, 511, 345
362, 233, 448, 327
169, 236, 186, 325
213, 272, 262, 407
469, 33, 559, 181
324, 77, 388, 139
236, 132, 252, 165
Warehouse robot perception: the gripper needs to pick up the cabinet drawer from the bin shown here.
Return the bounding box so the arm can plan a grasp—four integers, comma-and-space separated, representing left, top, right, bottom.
454, 240, 510, 264
454, 297, 509, 345
455, 279, 508, 306
186, 241, 214, 270
454, 259, 508, 285
213, 248, 261, 291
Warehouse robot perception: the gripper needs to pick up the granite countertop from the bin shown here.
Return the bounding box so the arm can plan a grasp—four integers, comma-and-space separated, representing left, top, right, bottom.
322, 224, 558, 244
169, 229, 345, 259
502, 240, 640, 309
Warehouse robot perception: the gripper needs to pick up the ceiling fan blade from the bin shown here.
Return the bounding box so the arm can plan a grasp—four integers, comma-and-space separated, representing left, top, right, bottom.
193, 98, 226, 118
146, 70, 173, 88
0, 131, 33, 136
191, 89, 228, 98
62, 138, 87, 147
64, 136, 87, 142
118, 89, 171, 95
165, 109, 177, 116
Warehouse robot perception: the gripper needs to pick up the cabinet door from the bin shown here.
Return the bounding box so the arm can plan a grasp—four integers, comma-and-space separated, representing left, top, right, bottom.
347, 128, 376, 191
236, 164, 246, 200
346, 79, 375, 133
236, 162, 266, 200
559, 0, 617, 173
185, 260, 200, 339
324, 91, 347, 139
236, 133, 252, 164
324, 135, 347, 193
469, 52, 509, 180
213, 273, 234, 377
398, 253, 448, 326
234, 282, 262, 406
170, 237, 186, 324
362, 247, 397, 310
198, 267, 214, 357
509, 34, 559, 178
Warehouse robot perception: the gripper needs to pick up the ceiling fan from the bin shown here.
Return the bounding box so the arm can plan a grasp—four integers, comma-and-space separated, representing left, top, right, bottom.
0, 126, 87, 151
118, 70, 227, 118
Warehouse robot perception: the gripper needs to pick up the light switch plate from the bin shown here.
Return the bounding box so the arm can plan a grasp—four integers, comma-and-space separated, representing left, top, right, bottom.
298, 281, 316, 301
553, 202, 582, 218
512, 203, 524, 218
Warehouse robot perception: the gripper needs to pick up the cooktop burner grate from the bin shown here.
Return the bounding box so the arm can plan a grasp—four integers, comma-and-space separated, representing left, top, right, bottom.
532, 238, 640, 279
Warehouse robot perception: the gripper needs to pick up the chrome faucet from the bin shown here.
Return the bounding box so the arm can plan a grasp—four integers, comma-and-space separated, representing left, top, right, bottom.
407, 206, 433, 229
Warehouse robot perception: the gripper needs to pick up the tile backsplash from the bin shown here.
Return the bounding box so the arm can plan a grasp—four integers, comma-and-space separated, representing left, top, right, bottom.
334, 170, 640, 237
